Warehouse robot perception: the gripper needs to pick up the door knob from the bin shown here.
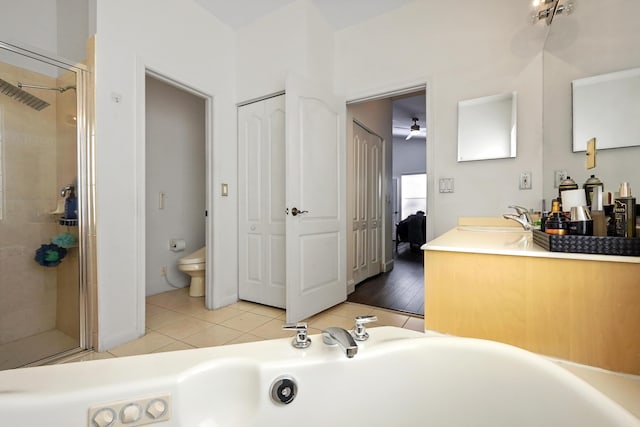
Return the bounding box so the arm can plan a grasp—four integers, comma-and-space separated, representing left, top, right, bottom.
290, 207, 308, 216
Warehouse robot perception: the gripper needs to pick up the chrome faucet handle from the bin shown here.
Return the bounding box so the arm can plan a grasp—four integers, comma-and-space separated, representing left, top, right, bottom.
507, 205, 533, 224
508, 205, 528, 215
352, 315, 378, 341
282, 322, 311, 349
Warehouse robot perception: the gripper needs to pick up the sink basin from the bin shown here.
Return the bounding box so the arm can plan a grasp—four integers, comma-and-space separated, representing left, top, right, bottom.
457, 226, 530, 233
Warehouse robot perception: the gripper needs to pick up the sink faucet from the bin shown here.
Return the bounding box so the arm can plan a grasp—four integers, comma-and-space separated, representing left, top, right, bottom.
322, 327, 358, 358
502, 205, 533, 230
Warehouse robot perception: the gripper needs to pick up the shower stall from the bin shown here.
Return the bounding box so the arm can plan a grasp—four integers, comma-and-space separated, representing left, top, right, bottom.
0, 41, 94, 369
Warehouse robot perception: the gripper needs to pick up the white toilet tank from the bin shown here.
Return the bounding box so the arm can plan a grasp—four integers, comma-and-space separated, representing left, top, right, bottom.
179, 246, 206, 265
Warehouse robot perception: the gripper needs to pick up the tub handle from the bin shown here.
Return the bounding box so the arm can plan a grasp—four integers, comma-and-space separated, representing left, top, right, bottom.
283, 322, 312, 349
352, 315, 378, 341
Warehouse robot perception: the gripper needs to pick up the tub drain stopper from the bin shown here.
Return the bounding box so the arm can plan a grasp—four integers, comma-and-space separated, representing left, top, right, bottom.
270, 376, 297, 405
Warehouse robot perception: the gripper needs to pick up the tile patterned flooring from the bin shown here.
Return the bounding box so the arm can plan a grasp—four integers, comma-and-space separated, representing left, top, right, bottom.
77, 288, 424, 360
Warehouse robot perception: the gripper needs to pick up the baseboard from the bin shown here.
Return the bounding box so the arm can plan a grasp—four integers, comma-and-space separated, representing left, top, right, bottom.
382, 259, 394, 272
347, 279, 355, 294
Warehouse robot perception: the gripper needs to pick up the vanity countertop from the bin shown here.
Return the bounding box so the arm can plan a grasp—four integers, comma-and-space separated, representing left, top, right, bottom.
423, 226, 640, 264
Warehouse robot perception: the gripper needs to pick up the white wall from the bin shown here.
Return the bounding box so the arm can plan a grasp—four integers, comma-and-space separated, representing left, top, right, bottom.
0, 1, 89, 65
94, 0, 237, 350
236, 0, 334, 101
393, 138, 426, 178
542, 0, 640, 201
0, 1, 58, 54
145, 76, 206, 296
335, 0, 546, 237
57, 0, 90, 63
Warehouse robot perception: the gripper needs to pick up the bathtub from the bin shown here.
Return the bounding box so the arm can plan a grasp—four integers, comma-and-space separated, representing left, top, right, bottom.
0, 326, 637, 427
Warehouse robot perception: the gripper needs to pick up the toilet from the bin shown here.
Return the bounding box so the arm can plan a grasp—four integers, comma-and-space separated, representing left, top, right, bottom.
177, 246, 206, 297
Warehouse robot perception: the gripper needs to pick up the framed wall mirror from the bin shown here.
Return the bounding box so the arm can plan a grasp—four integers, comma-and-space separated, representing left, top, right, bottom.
572, 67, 640, 152
457, 92, 517, 162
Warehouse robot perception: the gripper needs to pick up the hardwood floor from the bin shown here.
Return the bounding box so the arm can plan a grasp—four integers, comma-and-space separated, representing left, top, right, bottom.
348, 243, 424, 316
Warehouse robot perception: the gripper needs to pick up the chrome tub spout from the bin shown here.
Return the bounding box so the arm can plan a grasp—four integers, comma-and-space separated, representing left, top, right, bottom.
322, 327, 358, 358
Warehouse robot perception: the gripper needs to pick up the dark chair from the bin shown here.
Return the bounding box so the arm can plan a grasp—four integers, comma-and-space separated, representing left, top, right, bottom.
396, 214, 426, 251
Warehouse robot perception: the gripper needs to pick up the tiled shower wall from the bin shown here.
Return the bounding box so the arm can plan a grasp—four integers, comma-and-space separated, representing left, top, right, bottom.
0, 61, 76, 345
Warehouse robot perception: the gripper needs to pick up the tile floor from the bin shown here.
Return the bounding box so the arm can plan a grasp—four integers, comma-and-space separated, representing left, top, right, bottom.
76, 287, 424, 360
0, 330, 78, 370
66, 288, 640, 420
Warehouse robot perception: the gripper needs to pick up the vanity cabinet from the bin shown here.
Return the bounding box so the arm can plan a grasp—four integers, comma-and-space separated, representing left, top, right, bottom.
423, 223, 640, 374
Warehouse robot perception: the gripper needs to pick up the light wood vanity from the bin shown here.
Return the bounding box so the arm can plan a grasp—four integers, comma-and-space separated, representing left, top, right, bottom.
423, 218, 640, 374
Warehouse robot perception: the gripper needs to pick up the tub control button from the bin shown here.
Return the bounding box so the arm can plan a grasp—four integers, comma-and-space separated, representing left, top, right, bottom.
88, 393, 171, 427
92, 408, 116, 427
146, 399, 167, 419
120, 403, 142, 423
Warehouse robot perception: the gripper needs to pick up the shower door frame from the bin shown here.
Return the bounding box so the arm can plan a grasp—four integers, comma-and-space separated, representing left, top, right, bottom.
0, 41, 96, 363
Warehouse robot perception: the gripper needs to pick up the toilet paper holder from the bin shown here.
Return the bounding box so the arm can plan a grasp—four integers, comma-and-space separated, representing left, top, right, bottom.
169, 239, 186, 252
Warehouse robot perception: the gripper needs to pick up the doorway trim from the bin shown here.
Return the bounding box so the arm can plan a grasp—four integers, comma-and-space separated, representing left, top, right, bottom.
135, 64, 214, 335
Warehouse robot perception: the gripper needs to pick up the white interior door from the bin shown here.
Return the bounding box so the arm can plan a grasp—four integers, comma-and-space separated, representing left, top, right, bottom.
285, 74, 346, 323
238, 95, 286, 308
352, 122, 382, 285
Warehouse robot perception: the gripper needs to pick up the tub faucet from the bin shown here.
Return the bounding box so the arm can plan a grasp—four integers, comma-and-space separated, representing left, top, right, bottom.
502, 205, 533, 230
322, 327, 358, 358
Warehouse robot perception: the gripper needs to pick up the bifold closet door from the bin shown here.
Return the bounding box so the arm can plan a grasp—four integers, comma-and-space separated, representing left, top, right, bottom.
351, 122, 383, 286
238, 95, 286, 308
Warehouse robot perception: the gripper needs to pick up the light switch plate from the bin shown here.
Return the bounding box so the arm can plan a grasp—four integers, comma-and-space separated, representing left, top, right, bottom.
519, 171, 532, 190
554, 170, 568, 188
439, 178, 454, 193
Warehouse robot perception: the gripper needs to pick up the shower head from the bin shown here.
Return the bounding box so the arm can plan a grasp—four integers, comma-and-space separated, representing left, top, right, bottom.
17, 82, 76, 93
0, 78, 50, 111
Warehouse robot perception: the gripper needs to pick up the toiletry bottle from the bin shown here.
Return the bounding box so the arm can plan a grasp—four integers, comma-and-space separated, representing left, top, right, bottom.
558, 176, 578, 209
614, 182, 636, 237
64, 186, 78, 220
545, 199, 569, 235
583, 174, 603, 210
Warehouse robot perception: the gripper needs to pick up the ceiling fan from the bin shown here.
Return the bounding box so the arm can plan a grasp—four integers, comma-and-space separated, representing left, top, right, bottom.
395, 117, 425, 141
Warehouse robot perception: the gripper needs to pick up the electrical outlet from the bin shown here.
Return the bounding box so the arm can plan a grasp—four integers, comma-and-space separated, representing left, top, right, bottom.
519, 171, 532, 190
161, 265, 167, 277
554, 170, 568, 188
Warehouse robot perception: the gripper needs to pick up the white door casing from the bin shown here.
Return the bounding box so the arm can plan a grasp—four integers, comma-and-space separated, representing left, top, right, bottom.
238, 95, 286, 308
351, 122, 383, 285
285, 74, 347, 323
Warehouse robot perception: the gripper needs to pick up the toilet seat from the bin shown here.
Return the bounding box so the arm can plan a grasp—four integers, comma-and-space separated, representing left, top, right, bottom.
179, 247, 206, 265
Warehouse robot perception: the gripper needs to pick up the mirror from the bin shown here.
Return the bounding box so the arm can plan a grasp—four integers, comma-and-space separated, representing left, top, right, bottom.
457, 92, 517, 162
542, 0, 640, 199
572, 67, 640, 152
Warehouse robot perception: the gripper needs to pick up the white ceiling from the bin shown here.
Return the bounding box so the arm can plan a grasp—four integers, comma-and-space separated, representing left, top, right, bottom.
194, 0, 415, 29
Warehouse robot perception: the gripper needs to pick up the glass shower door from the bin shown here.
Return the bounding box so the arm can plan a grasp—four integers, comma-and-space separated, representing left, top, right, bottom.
0, 43, 89, 369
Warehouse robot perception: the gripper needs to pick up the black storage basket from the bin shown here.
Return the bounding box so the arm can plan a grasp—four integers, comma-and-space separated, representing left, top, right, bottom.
532, 230, 640, 256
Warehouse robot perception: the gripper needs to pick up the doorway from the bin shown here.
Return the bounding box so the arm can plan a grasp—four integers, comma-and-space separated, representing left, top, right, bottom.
347, 89, 426, 316
144, 74, 207, 298
0, 42, 93, 369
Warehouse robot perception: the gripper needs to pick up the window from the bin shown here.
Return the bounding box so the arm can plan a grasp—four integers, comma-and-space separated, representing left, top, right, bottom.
400, 173, 426, 220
